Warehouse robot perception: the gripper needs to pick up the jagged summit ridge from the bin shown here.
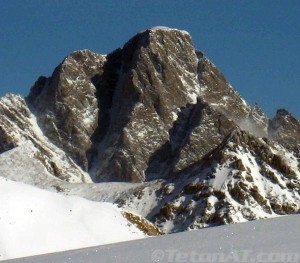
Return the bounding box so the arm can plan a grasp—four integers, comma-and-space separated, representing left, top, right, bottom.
0, 27, 299, 234
149, 26, 190, 33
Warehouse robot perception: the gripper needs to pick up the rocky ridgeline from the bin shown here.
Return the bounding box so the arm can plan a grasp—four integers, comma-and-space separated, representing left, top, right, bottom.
0, 27, 299, 233
149, 129, 300, 232
0, 94, 89, 182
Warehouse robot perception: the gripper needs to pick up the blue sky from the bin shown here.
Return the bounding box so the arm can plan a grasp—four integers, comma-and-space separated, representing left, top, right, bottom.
1, 0, 299, 118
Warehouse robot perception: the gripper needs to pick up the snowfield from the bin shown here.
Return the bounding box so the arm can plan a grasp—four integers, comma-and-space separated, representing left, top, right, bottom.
6, 213, 300, 263
0, 177, 146, 260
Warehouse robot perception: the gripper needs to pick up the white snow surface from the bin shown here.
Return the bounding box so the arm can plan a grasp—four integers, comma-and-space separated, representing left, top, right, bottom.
0, 177, 146, 260
139, 26, 190, 36
7, 214, 300, 263
0, 144, 163, 219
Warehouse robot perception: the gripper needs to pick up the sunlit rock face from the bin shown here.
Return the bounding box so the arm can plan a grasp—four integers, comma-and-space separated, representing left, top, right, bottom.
27, 50, 106, 170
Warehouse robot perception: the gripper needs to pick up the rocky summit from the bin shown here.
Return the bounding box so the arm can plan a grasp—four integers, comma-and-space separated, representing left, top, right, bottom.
1, 27, 300, 233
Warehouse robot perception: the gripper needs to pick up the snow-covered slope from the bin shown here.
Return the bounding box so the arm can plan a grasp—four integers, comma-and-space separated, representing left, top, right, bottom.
148, 129, 300, 233
1, 140, 300, 236
0, 143, 163, 209
0, 141, 61, 188
7, 214, 300, 263
0, 177, 146, 261
0, 94, 90, 183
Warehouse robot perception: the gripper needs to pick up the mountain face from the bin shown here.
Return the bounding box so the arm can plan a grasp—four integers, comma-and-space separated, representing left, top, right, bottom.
28, 28, 251, 183
1, 27, 300, 234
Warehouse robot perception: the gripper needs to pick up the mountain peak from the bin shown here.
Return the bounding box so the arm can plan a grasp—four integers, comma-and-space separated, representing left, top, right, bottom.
122, 26, 193, 58
272, 108, 300, 127
139, 26, 191, 36
7, 28, 298, 183
275, 108, 291, 118
147, 26, 191, 39
0, 27, 300, 239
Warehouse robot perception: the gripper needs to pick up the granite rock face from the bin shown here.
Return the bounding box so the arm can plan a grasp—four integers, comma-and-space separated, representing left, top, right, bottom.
1, 27, 300, 233
90, 29, 206, 182
28, 50, 106, 170
26, 28, 253, 182
269, 109, 300, 155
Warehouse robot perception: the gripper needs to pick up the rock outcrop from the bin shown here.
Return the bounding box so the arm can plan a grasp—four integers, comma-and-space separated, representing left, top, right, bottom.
0, 94, 89, 182
269, 109, 300, 155
28, 50, 106, 170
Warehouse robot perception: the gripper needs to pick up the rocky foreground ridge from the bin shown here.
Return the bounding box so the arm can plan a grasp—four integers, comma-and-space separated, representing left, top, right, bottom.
1, 27, 299, 233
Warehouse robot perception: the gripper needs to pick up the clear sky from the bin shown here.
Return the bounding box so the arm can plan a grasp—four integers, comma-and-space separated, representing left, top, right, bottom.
1, 0, 299, 119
